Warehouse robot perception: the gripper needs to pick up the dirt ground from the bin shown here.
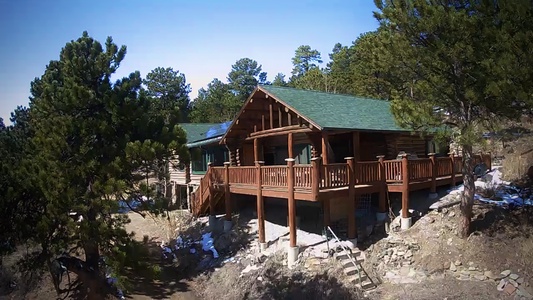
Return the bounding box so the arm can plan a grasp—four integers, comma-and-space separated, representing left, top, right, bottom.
3, 199, 533, 300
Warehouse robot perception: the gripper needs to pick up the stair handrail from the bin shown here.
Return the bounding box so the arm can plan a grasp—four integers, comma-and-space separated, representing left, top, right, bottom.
326, 226, 375, 290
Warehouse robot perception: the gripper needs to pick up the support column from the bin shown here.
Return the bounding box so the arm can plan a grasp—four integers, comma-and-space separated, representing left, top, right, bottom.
288, 132, 294, 159
311, 157, 321, 201
400, 154, 411, 229
321, 133, 330, 187
352, 131, 361, 162
428, 153, 438, 199
346, 157, 357, 247
376, 155, 388, 222
286, 158, 298, 267
256, 161, 266, 252
223, 162, 232, 232
207, 162, 217, 231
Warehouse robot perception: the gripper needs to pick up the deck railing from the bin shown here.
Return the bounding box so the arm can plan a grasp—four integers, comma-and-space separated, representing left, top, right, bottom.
196, 153, 490, 205
356, 161, 381, 184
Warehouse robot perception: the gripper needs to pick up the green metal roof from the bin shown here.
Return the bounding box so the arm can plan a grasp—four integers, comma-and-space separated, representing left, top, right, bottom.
259, 85, 406, 132
178, 123, 224, 147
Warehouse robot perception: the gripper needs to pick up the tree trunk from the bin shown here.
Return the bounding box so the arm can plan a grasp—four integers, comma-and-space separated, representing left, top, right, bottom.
460, 144, 475, 238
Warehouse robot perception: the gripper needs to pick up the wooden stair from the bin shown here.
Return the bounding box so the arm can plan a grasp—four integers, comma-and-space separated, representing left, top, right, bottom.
191, 168, 224, 217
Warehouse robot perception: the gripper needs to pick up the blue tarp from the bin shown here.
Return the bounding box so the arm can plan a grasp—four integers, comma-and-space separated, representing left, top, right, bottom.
205, 121, 231, 139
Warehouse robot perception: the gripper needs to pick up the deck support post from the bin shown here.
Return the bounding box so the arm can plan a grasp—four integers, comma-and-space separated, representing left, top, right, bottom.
377, 155, 387, 213
311, 157, 321, 201
428, 153, 438, 199
321, 133, 330, 187
223, 162, 232, 232
286, 158, 298, 267
487, 152, 492, 171
207, 163, 218, 231
255, 161, 266, 250
346, 157, 357, 243
449, 153, 456, 188
254, 138, 261, 162
400, 154, 411, 229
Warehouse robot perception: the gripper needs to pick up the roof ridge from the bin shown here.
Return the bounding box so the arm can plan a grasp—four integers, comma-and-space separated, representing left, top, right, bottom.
259, 85, 389, 102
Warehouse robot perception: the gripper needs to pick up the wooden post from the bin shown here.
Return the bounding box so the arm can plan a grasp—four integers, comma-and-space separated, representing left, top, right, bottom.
352, 131, 361, 162
288, 132, 294, 159
377, 155, 387, 213
322, 133, 330, 187
311, 157, 321, 200
346, 157, 357, 239
224, 162, 231, 221
449, 153, 456, 187
269, 103, 274, 129
256, 161, 265, 244
254, 138, 260, 162
401, 155, 410, 219
207, 162, 215, 216
429, 153, 437, 194
286, 158, 297, 248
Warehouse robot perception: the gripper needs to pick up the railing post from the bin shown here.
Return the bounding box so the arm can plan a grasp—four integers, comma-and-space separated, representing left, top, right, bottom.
223, 162, 232, 231
311, 157, 321, 200
377, 155, 387, 214
345, 157, 357, 241
400, 154, 410, 220
286, 158, 298, 267
449, 153, 456, 188
429, 153, 437, 194
255, 161, 265, 250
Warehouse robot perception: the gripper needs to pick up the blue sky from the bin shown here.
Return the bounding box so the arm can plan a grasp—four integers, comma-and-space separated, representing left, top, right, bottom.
0, 0, 379, 123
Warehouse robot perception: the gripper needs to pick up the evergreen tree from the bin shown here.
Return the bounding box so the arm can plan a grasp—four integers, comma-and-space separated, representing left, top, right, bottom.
189, 79, 240, 123
144, 67, 192, 123
227, 58, 267, 101
272, 73, 287, 87
373, 0, 533, 237
22, 31, 189, 297
290, 45, 323, 78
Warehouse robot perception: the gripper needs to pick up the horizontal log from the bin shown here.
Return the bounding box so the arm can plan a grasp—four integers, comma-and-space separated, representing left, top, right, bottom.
245, 127, 313, 140
249, 124, 309, 137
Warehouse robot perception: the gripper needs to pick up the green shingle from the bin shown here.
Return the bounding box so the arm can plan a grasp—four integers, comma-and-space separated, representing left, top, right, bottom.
178, 123, 221, 143
259, 85, 406, 132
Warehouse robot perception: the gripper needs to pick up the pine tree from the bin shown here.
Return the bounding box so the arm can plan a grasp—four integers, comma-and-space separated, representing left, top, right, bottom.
24, 31, 189, 297
373, 0, 533, 237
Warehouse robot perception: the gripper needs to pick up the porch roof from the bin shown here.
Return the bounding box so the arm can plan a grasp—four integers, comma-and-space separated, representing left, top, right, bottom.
179, 122, 231, 148
259, 85, 406, 132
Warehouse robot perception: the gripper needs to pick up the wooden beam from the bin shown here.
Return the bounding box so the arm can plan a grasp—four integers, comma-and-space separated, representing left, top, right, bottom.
321, 133, 329, 165
249, 124, 308, 137
224, 162, 232, 221
256, 161, 265, 244
278, 107, 282, 127
261, 114, 265, 131
246, 127, 313, 141
288, 132, 294, 159
254, 138, 260, 162
352, 131, 360, 162
286, 158, 296, 248
401, 154, 410, 218
346, 157, 356, 239
269, 103, 273, 129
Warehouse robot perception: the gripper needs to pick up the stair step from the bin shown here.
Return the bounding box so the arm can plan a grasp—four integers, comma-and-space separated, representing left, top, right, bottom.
344, 266, 365, 276
356, 279, 376, 290
339, 257, 364, 267
347, 272, 368, 282
334, 250, 361, 260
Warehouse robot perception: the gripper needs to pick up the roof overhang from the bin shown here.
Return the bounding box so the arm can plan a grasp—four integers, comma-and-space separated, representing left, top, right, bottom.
187, 136, 223, 148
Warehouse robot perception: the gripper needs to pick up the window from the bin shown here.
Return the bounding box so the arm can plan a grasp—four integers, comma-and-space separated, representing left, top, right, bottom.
191, 146, 228, 174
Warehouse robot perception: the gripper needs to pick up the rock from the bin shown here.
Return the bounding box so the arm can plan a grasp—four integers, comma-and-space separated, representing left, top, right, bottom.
498, 279, 509, 291
468, 261, 475, 266
449, 211, 456, 217
484, 270, 497, 280
405, 250, 413, 258
397, 251, 406, 256
501, 270, 512, 277
517, 278, 525, 284
474, 274, 487, 281
257, 276, 263, 281
455, 260, 462, 266
450, 263, 457, 272
510, 279, 520, 288
457, 274, 470, 281
469, 266, 477, 271
510, 274, 520, 280
399, 266, 411, 276
442, 208, 448, 214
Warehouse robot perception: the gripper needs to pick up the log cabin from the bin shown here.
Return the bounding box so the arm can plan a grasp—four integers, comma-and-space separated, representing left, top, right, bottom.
188, 85, 491, 265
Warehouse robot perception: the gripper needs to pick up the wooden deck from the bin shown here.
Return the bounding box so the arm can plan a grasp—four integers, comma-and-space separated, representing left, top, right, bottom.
190, 153, 491, 217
